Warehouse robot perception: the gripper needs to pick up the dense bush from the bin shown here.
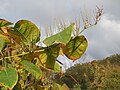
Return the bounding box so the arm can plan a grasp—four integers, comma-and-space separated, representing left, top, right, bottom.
64, 54, 120, 90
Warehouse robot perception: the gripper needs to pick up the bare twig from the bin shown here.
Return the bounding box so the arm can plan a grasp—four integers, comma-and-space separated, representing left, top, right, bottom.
75, 6, 103, 36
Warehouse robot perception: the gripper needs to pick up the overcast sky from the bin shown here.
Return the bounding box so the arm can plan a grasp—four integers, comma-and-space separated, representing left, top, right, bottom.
0, 0, 120, 69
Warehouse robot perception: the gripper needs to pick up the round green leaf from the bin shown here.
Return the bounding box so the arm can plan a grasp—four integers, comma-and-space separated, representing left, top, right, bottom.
62, 35, 88, 61
9, 20, 40, 45
0, 68, 18, 89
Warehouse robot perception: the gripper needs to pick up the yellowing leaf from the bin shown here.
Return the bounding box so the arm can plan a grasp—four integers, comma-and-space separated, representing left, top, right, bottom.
8, 20, 40, 45
62, 35, 88, 61
22, 53, 34, 61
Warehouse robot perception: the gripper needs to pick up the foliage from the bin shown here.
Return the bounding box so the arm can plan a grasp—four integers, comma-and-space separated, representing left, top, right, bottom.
99, 54, 120, 65
0, 19, 87, 90
0, 7, 103, 89
62, 35, 88, 61
64, 54, 120, 90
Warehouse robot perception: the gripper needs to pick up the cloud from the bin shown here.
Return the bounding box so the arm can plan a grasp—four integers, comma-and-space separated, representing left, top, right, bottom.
102, 0, 120, 21
0, 1, 9, 15
0, 0, 119, 22
0, 0, 103, 25
85, 15, 120, 60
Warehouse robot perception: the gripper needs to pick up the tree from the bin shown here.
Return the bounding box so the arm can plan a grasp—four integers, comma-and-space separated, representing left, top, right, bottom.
64, 54, 120, 90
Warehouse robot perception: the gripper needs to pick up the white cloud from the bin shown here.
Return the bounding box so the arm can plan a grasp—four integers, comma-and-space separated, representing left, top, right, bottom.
0, 1, 9, 15
0, 0, 103, 25
85, 15, 120, 60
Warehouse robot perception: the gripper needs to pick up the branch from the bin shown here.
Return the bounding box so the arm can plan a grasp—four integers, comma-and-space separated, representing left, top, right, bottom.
75, 6, 103, 36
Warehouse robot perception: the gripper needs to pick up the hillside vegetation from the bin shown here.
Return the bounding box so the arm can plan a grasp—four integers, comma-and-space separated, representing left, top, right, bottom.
63, 54, 120, 90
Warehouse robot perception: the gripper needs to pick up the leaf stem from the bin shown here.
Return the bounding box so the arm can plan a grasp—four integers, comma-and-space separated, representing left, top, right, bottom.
0, 49, 44, 61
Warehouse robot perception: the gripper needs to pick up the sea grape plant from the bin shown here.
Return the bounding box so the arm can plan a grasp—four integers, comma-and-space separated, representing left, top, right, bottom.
0, 7, 103, 90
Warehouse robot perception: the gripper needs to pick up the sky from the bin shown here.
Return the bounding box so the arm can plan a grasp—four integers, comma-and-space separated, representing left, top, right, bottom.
0, 0, 120, 69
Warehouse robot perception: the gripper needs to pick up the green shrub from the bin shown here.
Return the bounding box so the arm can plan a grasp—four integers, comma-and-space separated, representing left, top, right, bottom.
64, 55, 120, 90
